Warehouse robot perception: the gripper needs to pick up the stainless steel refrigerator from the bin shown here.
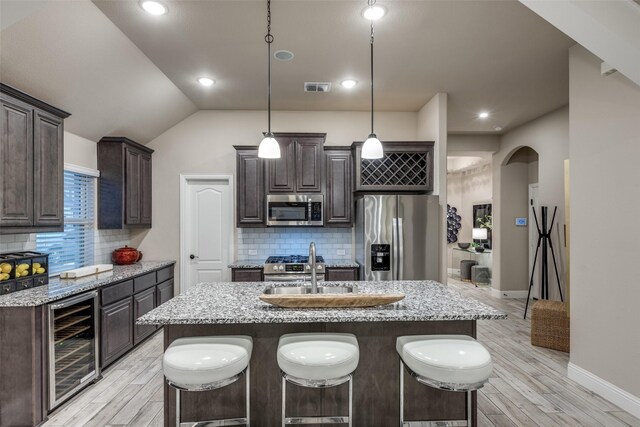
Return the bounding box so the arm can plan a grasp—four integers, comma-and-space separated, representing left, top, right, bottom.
355, 195, 440, 281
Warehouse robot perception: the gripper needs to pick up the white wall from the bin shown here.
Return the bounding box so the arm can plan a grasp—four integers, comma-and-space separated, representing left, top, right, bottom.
569, 45, 640, 409
492, 106, 569, 298
136, 110, 419, 291
64, 131, 97, 170
446, 164, 492, 269
417, 93, 448, 282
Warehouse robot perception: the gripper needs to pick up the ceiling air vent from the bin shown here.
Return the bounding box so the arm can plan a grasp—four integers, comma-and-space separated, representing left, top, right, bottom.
304, 82, 331, 93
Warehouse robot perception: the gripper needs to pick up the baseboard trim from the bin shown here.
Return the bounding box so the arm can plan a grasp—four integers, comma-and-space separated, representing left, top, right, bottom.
490, 288, 529, 299
568, 362, 640, 419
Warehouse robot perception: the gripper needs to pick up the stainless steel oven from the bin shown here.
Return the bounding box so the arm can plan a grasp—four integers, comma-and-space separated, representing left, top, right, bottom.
48, 291, 100, 410
266, 194, 323, 226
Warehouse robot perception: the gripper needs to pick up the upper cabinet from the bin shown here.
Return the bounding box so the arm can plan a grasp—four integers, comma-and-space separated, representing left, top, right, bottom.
0, 83, 69, 234
352, 141, 434, 193
235, 146, 265, 227
266, 133, 325, 194
98, 137, 153, 229
324, 147, 353, 227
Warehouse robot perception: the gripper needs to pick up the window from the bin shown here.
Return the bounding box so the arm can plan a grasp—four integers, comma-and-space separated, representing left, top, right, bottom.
37, 170, 96, 275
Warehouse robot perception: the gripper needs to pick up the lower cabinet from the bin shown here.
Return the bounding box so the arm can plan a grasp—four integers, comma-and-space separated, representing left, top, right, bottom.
101, 297, 134, 367
100, 264, 175, 368
231, 268, 264, 282
133, 287, 157, 344
325, 267, 359, 281
157, 279, 174, 306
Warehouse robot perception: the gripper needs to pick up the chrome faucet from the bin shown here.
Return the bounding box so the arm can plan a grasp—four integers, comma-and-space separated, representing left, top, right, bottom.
309, 242, 318, 293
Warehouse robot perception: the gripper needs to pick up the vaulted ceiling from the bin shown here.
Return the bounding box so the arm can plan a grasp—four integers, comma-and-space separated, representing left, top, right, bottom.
1, 0, 575, 142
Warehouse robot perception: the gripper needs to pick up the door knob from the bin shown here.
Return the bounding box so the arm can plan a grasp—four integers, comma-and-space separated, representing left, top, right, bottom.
189, 254, 197, 260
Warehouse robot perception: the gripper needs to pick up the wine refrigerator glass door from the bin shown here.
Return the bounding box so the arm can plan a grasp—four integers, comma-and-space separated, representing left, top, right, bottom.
48, 291, 100, 409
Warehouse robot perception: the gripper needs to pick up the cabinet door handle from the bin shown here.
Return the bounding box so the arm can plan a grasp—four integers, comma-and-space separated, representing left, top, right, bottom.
189, 254, 198, 260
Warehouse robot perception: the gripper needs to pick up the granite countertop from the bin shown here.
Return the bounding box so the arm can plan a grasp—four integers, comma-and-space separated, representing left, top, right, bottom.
139, 280, 506, 325
228, 260, 265, 269
324, 260, 359, 268
228, 260, 360, 269
0, 261, 176, 307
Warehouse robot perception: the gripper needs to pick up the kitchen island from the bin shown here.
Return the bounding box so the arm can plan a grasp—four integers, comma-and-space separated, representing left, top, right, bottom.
139, 280, 506, 426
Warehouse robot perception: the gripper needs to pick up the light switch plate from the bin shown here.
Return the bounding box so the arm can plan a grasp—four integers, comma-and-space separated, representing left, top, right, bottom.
248, 249, 258, 256
337, 249, 346, 256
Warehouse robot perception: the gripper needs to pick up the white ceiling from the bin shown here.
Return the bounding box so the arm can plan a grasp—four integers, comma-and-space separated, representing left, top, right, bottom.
0, 0, 197, 143
0, 0, 574, 142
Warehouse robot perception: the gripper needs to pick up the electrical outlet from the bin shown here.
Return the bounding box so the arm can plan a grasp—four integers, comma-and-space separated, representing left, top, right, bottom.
337, 249, 346, 256
248, 250, 258, 256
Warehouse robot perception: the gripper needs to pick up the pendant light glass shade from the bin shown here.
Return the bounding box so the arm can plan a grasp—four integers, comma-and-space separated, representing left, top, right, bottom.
362, 133, 383, 159
258, 132, 281, 159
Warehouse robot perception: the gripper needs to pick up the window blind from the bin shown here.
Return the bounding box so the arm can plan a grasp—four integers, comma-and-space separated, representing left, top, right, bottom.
36, 170, 96, 275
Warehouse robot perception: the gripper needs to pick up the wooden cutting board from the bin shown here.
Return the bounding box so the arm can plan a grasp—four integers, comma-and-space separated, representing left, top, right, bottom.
259, 293, 405, 308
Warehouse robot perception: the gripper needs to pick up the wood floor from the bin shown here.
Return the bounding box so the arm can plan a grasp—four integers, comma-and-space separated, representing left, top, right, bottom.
43, 279, 640, 427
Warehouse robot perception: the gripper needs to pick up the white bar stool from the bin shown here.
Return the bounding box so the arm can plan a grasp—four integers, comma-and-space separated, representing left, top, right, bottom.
396, 335, 493, 427
163, 336, 253, 427
277, 333, 359, 426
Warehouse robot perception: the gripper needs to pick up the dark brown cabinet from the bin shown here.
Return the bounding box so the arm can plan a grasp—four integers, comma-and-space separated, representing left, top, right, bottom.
235, 146, 265, 227
352, 141, 434, 193
98, 137, 154, 229
100, 263, 174, 368
325, 267, 359, 281
324, 148, 353, 227
157, 279, 174, 306
266, 133, 325, 194
133, 287, 157, 344
101, 297, 134, 367
0, 84, 69, 234
231, 268, 264, 282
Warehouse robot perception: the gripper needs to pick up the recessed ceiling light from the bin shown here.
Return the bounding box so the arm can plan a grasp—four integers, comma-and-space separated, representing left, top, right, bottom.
362, 5, 386, 20
140, 0, 167, 15
197, 77, 215, 87
341, 79, 358, 89
478, 111, 490, 119
274, 50, 294, 61
494, 126, 503, 131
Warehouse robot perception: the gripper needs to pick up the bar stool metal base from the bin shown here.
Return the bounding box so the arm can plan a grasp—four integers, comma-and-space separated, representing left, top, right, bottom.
400, 360, 475, 427
282, 373, 353, 426
173, 367, 250, 427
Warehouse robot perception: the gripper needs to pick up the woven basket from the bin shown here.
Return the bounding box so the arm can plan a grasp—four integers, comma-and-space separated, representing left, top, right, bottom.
531, 300, 570, 353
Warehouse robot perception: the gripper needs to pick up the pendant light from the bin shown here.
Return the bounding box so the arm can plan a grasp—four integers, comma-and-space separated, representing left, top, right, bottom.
258, 0, 281, 159
361, 0, 383, 159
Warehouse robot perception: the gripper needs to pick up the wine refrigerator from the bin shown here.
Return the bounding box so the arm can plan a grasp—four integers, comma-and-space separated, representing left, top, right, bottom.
48, 291, 100, 409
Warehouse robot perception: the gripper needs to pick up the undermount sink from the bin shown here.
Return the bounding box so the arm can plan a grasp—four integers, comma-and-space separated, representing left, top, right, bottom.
262, 285, 357, 295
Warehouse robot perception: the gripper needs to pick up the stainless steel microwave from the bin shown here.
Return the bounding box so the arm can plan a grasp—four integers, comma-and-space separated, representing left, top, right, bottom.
266, 194, 323, 226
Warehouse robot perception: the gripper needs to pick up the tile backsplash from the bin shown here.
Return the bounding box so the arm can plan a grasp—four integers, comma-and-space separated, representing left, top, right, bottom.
236, 228, 353, 260
0, 229, 131, 265
94, 229, 131, 264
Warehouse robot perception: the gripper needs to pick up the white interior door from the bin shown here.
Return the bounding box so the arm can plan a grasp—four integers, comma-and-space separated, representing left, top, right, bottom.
529, 183, 540, 299
183, 177, 232, 293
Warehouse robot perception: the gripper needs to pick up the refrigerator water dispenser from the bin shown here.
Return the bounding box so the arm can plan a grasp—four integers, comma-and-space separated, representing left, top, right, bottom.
370, 244, 391, 271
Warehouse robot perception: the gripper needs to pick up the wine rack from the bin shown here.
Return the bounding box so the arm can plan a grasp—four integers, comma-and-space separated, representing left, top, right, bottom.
352, 141, 434, 193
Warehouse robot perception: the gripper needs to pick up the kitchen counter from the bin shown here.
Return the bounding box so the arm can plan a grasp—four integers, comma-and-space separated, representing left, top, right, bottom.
227, 260, 265, 269
139, 280, 505, 325
324, 259, 359, 268
155, 280, 505, 425
0, 260, 175, 307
